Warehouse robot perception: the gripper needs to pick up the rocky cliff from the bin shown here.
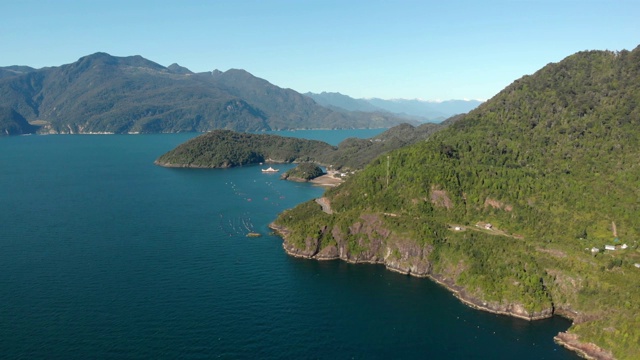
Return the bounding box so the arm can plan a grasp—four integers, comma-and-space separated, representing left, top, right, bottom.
270, 209, 552, 321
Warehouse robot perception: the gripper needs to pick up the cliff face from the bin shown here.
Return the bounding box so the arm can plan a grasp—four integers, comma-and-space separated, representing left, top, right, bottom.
554, 332, 615, 360
270, 212, 551, 321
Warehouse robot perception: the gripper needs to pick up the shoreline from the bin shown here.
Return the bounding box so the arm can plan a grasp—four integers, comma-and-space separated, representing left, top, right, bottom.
278, 233, 552, 321
20, 127, 390, 137
269, 221, 613, 359
553, 332, 614, 360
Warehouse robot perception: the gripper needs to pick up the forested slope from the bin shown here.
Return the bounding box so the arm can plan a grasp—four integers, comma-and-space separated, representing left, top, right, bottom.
272, 46, 640, 359
0, 106, 37, 135
154, 130, 336, 168
0, 53, 411, 134
155, 121, 448, 170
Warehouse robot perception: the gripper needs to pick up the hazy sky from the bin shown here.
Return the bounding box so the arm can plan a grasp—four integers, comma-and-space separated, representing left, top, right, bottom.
2, 0, 638, 101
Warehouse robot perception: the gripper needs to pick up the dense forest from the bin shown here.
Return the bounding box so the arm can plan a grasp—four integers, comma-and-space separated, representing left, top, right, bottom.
0, 106, 37, 135
0, 53, 411, 134
326, 119, 456, 169
272, 46, 640, 359
154, 130, 335, 168
155, 121, 449, 170
280, 163, 325, 181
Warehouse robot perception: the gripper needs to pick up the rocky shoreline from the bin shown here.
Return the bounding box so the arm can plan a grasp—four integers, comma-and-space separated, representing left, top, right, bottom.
273, 222, 552, 320
268, 221, 614, 359
554, 332, 614, 360
427, 273, 553, 321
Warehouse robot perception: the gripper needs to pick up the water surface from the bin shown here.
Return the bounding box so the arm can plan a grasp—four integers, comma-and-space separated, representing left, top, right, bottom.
0, 131, 577, 359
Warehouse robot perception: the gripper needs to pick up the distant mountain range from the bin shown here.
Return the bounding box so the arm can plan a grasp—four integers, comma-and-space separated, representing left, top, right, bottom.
305, 92, 483, 121
0, 53, 413, 135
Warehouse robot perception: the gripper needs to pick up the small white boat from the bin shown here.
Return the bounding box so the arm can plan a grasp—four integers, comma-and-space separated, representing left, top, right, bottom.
261, 167, 279, 173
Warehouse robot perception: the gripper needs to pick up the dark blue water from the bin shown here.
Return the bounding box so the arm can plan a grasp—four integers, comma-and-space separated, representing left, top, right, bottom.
0, 132, 577, 359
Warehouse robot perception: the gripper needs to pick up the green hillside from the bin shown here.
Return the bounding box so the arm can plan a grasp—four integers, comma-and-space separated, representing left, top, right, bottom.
281, 163, 325, 181
272, 47, 640, 359
325, 121, 451, 169
0, 106, 37, 135
154, 130, 336, 168
155, 121, 448, 170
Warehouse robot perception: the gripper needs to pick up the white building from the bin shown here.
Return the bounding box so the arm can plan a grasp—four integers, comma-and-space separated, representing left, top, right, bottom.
605, 245, 616, 251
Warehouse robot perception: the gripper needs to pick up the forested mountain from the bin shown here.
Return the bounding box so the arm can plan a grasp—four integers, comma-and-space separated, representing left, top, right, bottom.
155, 121, 450, 170
280, 163, 325, 182
0, 66, 36, 79
0, 53, 410, 134
154, 130, 336, 168
0, 106, 37, 135
166, 63, 193, 75
306, 91, 483, 121
272, 46, 640, 359
324, 121, 446, 169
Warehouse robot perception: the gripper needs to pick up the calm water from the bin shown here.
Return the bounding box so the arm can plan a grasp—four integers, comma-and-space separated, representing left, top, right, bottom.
0, 131, 578, 359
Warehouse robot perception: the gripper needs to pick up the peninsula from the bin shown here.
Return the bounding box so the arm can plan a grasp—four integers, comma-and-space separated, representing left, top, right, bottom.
154, 130, 335, 168
270, 47, 640, 360
155, 122, 447, 171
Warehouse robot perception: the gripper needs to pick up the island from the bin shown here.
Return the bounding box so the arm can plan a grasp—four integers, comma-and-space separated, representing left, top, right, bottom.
154, 130, 335, 168
279, 163, 324, 182
155, 122, 447, 171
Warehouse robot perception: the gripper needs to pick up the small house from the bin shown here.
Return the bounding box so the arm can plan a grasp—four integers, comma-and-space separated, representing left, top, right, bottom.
621, 244, 628, 249
635, 263, 640, 269
605, 245, 616, 251
590, 247, 600, 254
485, 223, 493, 230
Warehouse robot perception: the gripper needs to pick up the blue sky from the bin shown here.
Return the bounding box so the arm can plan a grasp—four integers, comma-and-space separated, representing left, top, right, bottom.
1, 0, 638, 101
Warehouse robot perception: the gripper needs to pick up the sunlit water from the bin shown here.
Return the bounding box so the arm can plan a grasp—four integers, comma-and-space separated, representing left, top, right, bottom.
0, 131, 577, 359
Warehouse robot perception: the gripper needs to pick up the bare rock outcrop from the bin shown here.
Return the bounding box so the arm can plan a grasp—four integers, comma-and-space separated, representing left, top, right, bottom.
554, 332, 615, 360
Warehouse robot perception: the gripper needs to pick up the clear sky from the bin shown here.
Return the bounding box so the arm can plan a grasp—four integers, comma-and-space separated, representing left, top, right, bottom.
1, 0, 638, 101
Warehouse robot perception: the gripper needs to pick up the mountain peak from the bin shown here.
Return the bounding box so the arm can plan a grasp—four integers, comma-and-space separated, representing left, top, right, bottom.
167, 63, 193, 74
0, 52, 410, 134
74, 52, 165, 71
